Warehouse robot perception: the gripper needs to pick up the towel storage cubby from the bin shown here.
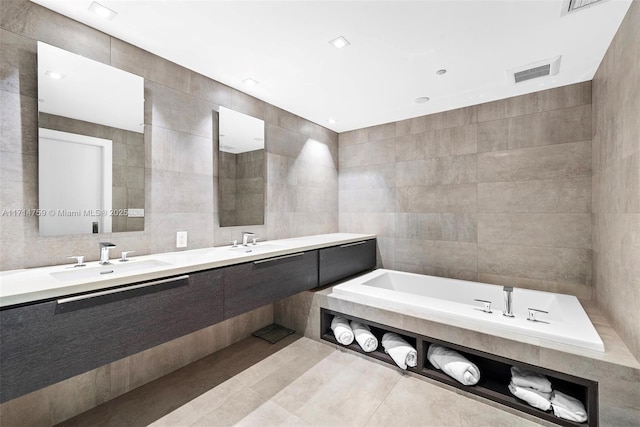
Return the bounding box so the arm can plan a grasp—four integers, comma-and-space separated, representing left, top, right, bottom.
321, 309, 420, 372
320, 308, 598, 427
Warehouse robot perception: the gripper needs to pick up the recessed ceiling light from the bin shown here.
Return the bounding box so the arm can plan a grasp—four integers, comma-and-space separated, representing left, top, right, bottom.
329, 36, 350, 49
415, 97, 430, 104
436, 69, 447, 75
89, 2, 117, 20
327, 118, 337, 124
45, 70, 65, 80
243, 78, 259, 86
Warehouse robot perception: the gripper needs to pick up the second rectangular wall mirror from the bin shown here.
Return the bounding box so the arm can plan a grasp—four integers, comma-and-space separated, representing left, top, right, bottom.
218, 107, 265, 227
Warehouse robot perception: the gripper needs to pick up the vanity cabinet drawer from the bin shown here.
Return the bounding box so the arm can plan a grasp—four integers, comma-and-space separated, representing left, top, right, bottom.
0, 270, 223, 403
318, 239, 376, 286
223, 250, 318, 319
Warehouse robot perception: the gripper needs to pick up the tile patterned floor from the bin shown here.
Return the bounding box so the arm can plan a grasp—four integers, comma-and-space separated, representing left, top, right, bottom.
59, 336, 545, 427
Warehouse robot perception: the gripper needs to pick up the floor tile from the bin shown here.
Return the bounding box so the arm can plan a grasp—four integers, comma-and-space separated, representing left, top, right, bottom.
289, 352, 402, 426
190, 388, 266, 427
55, 335, 549, 427
235, 401, 308, 427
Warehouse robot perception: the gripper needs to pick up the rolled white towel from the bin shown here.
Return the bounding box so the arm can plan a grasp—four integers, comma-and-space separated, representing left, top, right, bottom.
510, 366, 552, 393
350, 320, 378, 353
551, 391, 588, 423
381, 332, 417, 369
330, 316, 354, 345
508, 382, 552, 411
427, 344, 480, 386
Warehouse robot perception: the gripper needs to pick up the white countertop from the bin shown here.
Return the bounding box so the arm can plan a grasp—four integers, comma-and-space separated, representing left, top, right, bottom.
0, 233, 375, 308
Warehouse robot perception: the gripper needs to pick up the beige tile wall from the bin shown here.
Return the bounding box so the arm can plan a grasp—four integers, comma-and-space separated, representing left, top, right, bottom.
592, 0, 640, 361
339, 82, 593, 297
0, 0, 338, 271
0, 1, 336, 421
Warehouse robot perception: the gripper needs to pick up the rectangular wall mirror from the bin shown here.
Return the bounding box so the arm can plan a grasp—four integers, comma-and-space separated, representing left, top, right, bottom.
218, 107, 265, 227
37, 42, 145, 237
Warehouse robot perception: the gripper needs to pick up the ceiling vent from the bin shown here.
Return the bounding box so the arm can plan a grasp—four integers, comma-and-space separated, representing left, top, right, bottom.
560, 0, 609, 16
507, 56, 561, 84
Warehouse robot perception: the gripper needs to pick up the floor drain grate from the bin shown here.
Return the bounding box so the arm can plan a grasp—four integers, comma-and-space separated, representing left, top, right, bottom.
252, 324, 295, 344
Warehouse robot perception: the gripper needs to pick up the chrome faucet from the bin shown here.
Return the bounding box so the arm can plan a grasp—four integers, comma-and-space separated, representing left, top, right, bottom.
241, 232, 255, 246
503, 286, 515, 317
99, 242, 116, 265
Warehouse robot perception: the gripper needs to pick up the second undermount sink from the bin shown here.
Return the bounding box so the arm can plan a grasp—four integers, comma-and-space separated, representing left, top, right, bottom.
51, 259, 172, 282
226, 243, 284, 255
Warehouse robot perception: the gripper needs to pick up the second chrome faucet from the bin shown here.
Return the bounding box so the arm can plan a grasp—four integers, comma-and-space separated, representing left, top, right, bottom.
503, 286, 515, 317
99, 242, 116, 265
241, 232, 255, 246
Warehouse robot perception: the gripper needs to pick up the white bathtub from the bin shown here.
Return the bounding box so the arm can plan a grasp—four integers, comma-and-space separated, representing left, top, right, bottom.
332, 269, 604, 352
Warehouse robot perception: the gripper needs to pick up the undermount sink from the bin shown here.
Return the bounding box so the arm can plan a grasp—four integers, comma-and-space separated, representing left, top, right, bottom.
51, 259, 172, 282
226, 243, 283, 255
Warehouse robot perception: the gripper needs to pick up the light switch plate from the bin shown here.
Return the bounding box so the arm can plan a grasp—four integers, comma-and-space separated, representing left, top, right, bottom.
176, 231, 187, 248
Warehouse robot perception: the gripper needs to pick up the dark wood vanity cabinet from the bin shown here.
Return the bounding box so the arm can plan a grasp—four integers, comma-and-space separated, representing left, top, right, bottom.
318, 239, 376, 286
0, 238, 376, 403
0, 270, 223, 403
223, 250, 319, 319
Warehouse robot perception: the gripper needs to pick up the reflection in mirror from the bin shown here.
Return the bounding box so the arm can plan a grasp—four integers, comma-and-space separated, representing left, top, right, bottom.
37, 42, 145, 236
218, 107, 265, 227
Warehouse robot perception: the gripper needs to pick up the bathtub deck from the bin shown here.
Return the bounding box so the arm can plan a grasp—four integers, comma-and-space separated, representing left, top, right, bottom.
304, 287, 640, 426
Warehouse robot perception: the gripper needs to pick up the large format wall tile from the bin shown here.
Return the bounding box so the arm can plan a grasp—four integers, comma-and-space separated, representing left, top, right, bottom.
396, 154, 477, 187
145, 126, 214, 176
395, 124, 478, 162
478, 104, 591, 152
396, 213, 477, 242
339, 138, 395, 168
266, 123, 308, 160
478, 177, 591, 213
396, 239, 478, 280
478, 141, 591, 183
145, 81, 216, 139
476, 81, 591, 122
340, 83, 593, 302
397, 184, 477, 213
339, 164, 395, 191
478, 213, 591, 249
111, 39, 192, 96
0, 91, 38, 155
396, 106, 476, 137
478, 243, 592, 286
339, 213, 395, 237
0, 0, 338, 272
592, 152, 640, 214
592, 0, 640, 360
339, 188, 396, 213
0, 28, 37, 97
146, 170, 214, 214
1, 0, 110, 64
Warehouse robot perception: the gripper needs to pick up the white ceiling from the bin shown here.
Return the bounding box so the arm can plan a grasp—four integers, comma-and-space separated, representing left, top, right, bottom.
32, 0, 632, 133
